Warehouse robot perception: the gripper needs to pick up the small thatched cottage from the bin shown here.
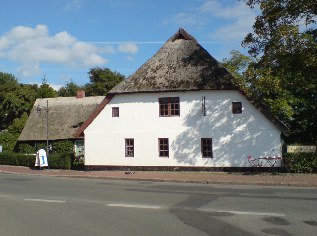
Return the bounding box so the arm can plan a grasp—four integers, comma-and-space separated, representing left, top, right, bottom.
19, 91, 104, 157
75, 28, 288, 170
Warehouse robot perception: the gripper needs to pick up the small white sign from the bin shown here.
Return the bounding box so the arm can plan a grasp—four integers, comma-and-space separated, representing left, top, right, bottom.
35, 149, 48, 167
0, 145, 2, 153
287, 146, 316, 153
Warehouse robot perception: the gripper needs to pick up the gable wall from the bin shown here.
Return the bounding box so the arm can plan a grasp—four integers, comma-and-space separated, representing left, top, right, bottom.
84, 90, 282, 167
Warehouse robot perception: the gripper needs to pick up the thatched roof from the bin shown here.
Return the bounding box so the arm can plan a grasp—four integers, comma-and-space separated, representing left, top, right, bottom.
74, 29, 289, 136
110, 28, 237, 94
19, 96, 104, 141
108, 28, 289, 135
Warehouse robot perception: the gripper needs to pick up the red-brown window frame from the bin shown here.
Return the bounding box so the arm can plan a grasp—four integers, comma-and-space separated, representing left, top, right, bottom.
158, 138, 169, 157
112, 107, 119, 117
201, 138, 213, 158
159, 97, 180, 117
232, 102, 242, 114
125, 138, 134, 157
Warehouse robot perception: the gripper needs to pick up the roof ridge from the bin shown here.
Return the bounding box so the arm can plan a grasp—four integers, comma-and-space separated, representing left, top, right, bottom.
168, 28, 197, 42
110, 28, 236, 94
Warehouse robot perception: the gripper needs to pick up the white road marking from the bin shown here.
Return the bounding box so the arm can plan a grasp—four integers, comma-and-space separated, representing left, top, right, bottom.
107, 203, 161, 209
24, 198, 66, 203
107, 203, 284, 217
215, 210, 285, 217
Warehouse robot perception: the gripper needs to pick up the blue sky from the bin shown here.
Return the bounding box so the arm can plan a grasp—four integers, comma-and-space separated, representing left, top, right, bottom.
0, 0, 257, 90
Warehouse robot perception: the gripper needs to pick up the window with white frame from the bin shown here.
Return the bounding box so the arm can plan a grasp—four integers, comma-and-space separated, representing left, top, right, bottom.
125, 139, 134, 157
158, 138, 169, 157
201, 138, 213, 158
159, 97, 180, 116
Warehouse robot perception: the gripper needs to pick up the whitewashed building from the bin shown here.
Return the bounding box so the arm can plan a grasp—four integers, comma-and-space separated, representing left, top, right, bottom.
75, 29, 288, 169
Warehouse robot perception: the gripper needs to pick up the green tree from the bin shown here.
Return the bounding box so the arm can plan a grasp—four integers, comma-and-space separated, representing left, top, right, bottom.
8, 113, 29, 135
58, 81, 83, 97
0, 113, 29, 152
84, 67, 125, 96
222, 51, 294, 124
242, 0, 317, 143
0, 72, 18, 87
0, 73, 19, 129
2, 85, 37, 126
37, 76, 57, 98
0, 131, 17, 151
222, 50, 253, 93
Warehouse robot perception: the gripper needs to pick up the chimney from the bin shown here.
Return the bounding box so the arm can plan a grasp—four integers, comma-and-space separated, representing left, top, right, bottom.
76, 90, 85, 99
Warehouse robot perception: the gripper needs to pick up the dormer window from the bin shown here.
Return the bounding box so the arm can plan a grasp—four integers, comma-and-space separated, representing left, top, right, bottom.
232, 102, 242, 114
159, 97, 180, 117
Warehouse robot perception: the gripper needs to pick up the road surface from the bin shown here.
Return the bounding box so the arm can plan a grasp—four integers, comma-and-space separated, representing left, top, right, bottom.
0, 173, 316, 235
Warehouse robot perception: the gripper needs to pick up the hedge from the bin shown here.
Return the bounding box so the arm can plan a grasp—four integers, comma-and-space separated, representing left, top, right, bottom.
48, 153, 72, 170
283, 153, 317, 173
0, 151, 34, 167
0, 151, 72, 170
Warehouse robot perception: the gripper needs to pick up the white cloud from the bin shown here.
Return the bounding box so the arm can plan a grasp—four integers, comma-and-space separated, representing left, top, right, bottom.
163, 12, 204, 30
50, 83, 64, 91
125, 55, 134, 61
162, 0, 255, 42
118, 43, 138, 54
200, 0, 256, 42
0, 24, 108, 77
200, 0, 250, 18
27, 81, 63, 91
63, 0, 84, 11
17, 64, 41, 77
172, 13, 200, 26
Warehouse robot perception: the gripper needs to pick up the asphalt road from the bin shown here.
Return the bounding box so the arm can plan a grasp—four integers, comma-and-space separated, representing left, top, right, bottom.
0, 173, 316, 236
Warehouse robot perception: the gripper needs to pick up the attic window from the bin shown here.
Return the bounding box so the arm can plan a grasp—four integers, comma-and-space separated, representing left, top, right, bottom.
159, 97, 180, 117
232, 102, 242, 114
112, 107, 119, 117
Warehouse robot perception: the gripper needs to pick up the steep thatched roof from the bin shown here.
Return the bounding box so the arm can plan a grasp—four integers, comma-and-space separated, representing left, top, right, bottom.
110, 28, 237, 94
19, 96, 104, 141
108, 28, 289, 135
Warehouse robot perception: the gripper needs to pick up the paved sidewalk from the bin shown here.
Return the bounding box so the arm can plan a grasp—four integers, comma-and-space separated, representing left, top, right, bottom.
0, 165, 317, 187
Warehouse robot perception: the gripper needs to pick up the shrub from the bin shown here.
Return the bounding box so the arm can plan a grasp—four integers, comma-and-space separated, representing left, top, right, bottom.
51, 140, 73, 155
0, 151, 71, 169
0, 131, 17, 152
17, 143, 36, 154
284, 153, 317, 173
0, 151, 34, 167
48, 153, 72, 170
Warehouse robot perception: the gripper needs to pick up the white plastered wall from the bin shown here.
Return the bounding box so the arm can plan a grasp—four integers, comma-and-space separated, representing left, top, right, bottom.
84, 90, 282, 167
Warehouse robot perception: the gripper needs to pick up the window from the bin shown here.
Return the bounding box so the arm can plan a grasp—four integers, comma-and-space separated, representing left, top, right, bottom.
112, 107, 119, 117
158, 138, 169, 157
232, 102, 242, 114
201, 138, 213, 158
125, 139, 134, 157
159, 97, 180, 116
